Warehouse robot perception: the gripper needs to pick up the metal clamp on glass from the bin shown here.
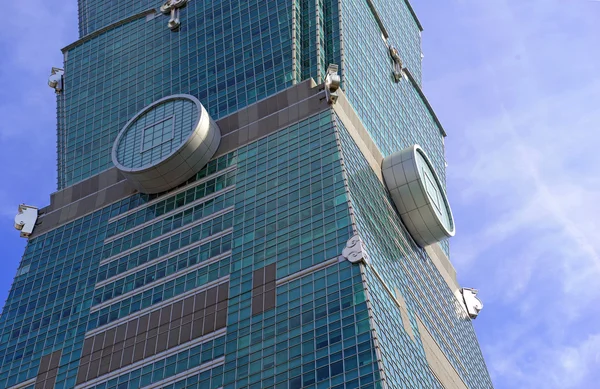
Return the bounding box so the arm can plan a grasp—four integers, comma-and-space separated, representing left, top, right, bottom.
389, 46, 404, 83
48, 67, 64, 93
341, 234, 370, 265
14, 204, 38, 238
325, 64, 341, 105
160, 0, 189, 31
461, 288, 484, 319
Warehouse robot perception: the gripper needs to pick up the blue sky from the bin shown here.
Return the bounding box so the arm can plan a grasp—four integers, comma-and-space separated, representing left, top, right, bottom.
0, 1, 598, 388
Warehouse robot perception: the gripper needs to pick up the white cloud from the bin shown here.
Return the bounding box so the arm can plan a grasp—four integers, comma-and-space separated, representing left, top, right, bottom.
0, 0, 77, 141
420, 0, 600, 388
0, 0, 77, 212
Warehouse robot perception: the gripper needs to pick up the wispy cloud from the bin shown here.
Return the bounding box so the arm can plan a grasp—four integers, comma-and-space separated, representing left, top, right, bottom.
0, 0, 77, 203
0, 0, 77, 306
419, 0, 600, 387
0, 0, 76, 141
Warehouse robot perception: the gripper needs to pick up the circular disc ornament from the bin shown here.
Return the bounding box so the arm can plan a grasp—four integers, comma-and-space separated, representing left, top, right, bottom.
382, 144, 455, 247
112, 94, 221, 194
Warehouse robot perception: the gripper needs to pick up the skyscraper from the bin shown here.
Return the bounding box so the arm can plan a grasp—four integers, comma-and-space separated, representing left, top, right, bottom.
3, 0, 493, 388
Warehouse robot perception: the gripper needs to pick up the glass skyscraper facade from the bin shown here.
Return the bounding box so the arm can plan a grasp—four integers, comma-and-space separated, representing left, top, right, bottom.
2, 1, 493, 389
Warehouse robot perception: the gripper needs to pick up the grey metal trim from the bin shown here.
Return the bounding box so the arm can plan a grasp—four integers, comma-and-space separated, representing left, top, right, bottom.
143, 356, 225, 389
329, 110, 361, 239
75, 331, 227, 389
97, 235, 231, 287
402, 0, 424, 32
337, 0, 346, 89
315, 0, 323, 84
91, 251, 232, 311
358, 264, 390, 389
403, 68, 447, 137
425, 244, 459, 294
99, 209, 233, 265
365, 0, 389, 38
6, 378, 36, 389
62, 9, 156, 52
104, 186, 235, 243
108, 164, 237, 223
331, 89, 384, 180
85, 276, 230, 337
275, 257, 341, 286
416, 316, 469, 389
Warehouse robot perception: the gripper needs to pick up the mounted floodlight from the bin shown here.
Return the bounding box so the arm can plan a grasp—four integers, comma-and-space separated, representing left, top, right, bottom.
461, 288, 483, 319
325, 64, 341, 104
48, 68, 64, 93
14, 204, 38, 238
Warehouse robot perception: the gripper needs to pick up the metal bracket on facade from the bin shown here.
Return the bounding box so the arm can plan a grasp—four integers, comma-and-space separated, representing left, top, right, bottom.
48, 67, 64, 93
341, 234, 370, 265
461, 288, 484, 319
14, 204, 38, 238
388, 46, 405, 83
324, 64, 341, 105
160, 0, 188, 31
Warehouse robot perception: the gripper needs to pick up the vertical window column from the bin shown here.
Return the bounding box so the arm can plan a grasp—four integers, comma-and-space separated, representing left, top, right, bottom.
251, 264, 277, 315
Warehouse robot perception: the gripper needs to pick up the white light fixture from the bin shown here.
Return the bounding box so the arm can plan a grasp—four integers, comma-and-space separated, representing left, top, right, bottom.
325, 64, 341, 105
160, 0, 189, 31
461, 288, 484, 319
14, 204, 38, 238
48, 68, 64, 93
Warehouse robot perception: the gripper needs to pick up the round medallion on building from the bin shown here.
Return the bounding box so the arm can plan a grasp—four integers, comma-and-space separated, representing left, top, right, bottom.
381, 145, 455, 247
112, 95, 221, 194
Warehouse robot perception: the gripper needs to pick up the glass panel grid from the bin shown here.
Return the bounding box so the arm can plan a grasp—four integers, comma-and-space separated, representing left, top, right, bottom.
140, 115, 175, 153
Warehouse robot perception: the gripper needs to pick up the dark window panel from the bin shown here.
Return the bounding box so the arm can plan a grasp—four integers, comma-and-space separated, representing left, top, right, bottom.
144, 336, 157, 358
121, 345, 134, 366
180, 322, 192, 343
132, 340, 145, 363
156, 331, 169, 353
109, 349, 123, 371
183, 295, 195, 316
149, 309, 161, 329
195, 291, 207, 311
159, 305, 172, 326
171, 300, 184, 320
115, 323, 127, 344
203, 313, 216, 334
103, 327, 117, 349
92, 333, 105, 354
137, 313, 150, 335
206, 287, 218, 306
168, 327, 181, 348
98, 355, 111, 376
82, 337, 94, 357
